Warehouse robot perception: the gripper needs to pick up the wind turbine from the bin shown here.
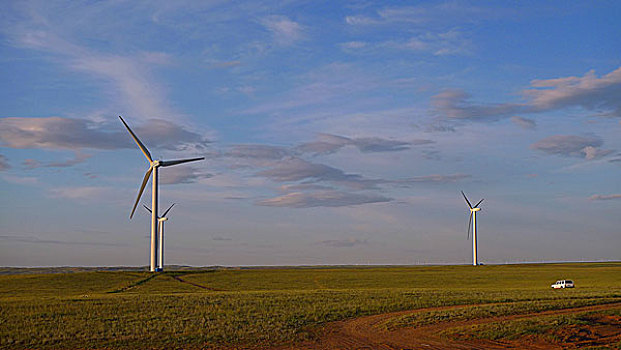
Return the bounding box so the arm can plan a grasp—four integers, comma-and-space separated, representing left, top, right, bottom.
119, 116, 204, 272
461, 191, 483, 266
144, 203, 175, 272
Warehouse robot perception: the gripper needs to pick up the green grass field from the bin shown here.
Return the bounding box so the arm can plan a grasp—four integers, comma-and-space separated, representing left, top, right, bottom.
1, 263, 620, 349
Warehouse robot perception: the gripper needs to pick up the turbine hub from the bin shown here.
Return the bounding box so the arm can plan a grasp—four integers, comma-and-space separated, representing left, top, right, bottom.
152, 160, 161, 167
159, 217, 168, 222
471, 208, 481, 212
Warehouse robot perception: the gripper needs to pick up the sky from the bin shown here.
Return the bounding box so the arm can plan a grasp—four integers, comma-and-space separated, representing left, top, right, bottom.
1, 1, 620, 267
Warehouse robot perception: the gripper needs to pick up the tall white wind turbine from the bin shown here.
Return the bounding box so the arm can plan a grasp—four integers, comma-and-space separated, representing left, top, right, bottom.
461, 191, 484, 266
144, 203, 175, 272
120, 116, 204, 272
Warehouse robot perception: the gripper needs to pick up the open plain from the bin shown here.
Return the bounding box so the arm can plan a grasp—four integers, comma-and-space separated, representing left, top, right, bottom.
1, 262, 620, 349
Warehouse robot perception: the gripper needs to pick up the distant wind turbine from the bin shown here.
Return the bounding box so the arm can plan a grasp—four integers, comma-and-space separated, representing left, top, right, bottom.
461, 191, 483, 266
119, 116, 204, 272
144, 203, 175, 272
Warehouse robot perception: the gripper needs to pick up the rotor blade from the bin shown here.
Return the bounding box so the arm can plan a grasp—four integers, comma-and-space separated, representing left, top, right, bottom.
467, 212, 472, 240
119, 116, 152, 163
160, 157, 204, 167
130, 167, 153, 219
162, 203, 175, 217
461, 191, 473, 209
474, 199, 484, 208
143, 205, 152, 213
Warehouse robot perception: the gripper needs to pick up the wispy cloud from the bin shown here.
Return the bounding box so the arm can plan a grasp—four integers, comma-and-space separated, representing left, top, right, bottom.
48, 186, 108, 200
257, 157, 363, 183
23, 152, 92, 169
297, 133, 433, 155
318, 237, 368, 248
392, 174, 471, 186
0, 155, 9, 171
226, 144, 291, 160
345, 3, 502, 27
0, 117, 209, 151
531, 135, 613, 160
260, 15, 303, 45
511, 116, 536, 130
160, 166, 212, 185
0, 235, 122, 247
257, 191, 391, 208
1, 175, 38, 185
432, 89, 521, 121
589, 194, 621, 201
347, 30, 472, 56
46, 152, 92, 168
213, 236, 233, 241
4, 3, 176, 120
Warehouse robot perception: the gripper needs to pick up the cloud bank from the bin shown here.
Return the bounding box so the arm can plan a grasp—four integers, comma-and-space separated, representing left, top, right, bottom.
433, 66, 621, 121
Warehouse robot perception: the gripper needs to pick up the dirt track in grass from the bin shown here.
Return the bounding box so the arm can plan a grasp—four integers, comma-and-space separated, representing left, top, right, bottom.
268, 301, 621, 350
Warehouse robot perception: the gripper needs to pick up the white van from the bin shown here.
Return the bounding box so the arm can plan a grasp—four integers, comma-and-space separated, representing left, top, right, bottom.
551, 280, 574, 289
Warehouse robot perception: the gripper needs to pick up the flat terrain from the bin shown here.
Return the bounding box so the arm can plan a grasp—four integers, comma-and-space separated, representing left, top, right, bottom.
1, 263, 620, 349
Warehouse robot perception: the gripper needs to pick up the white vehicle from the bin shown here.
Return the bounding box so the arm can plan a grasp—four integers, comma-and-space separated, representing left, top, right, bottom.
551, 280, 574, 289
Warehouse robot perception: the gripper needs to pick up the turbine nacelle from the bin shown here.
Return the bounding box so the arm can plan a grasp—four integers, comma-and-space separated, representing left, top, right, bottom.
470, 207, 481, 212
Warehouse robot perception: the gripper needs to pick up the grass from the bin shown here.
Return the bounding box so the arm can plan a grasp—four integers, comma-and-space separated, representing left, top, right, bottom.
1, 262, 620, 349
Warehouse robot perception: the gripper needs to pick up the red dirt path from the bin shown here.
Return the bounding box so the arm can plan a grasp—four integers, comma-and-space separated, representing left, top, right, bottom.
268, 301, 621, 350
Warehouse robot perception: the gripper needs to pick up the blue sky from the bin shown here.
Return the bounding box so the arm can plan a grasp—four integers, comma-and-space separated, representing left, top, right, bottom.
1, 1, 619, 267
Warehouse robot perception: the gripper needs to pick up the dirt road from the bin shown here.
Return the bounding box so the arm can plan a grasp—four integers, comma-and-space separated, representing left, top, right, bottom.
271, 301, 621, 350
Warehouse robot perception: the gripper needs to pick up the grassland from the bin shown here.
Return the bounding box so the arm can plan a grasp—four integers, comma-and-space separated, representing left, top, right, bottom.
1, 262, 620, 349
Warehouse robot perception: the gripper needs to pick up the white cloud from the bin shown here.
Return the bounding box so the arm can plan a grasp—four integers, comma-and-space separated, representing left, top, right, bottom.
260, 15, 303, 46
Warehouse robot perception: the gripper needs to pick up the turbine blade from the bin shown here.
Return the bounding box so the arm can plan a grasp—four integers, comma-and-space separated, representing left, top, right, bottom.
474, 199, 484, 208
143, 205, 152, 213
119, 116, 152, 163
467, 212, 472, 240
160, 157, 205, 167
130, 167, 153, 219
461, 191, 473, 209
162, 203, 175, 217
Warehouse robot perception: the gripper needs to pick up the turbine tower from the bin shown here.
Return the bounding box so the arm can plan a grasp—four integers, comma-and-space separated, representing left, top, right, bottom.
144, 203, 175, 271
120, 116, 204, 272
461, 191, 483, 266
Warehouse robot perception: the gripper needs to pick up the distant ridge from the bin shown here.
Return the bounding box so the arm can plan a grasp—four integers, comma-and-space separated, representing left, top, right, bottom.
2, 261, 620, 275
